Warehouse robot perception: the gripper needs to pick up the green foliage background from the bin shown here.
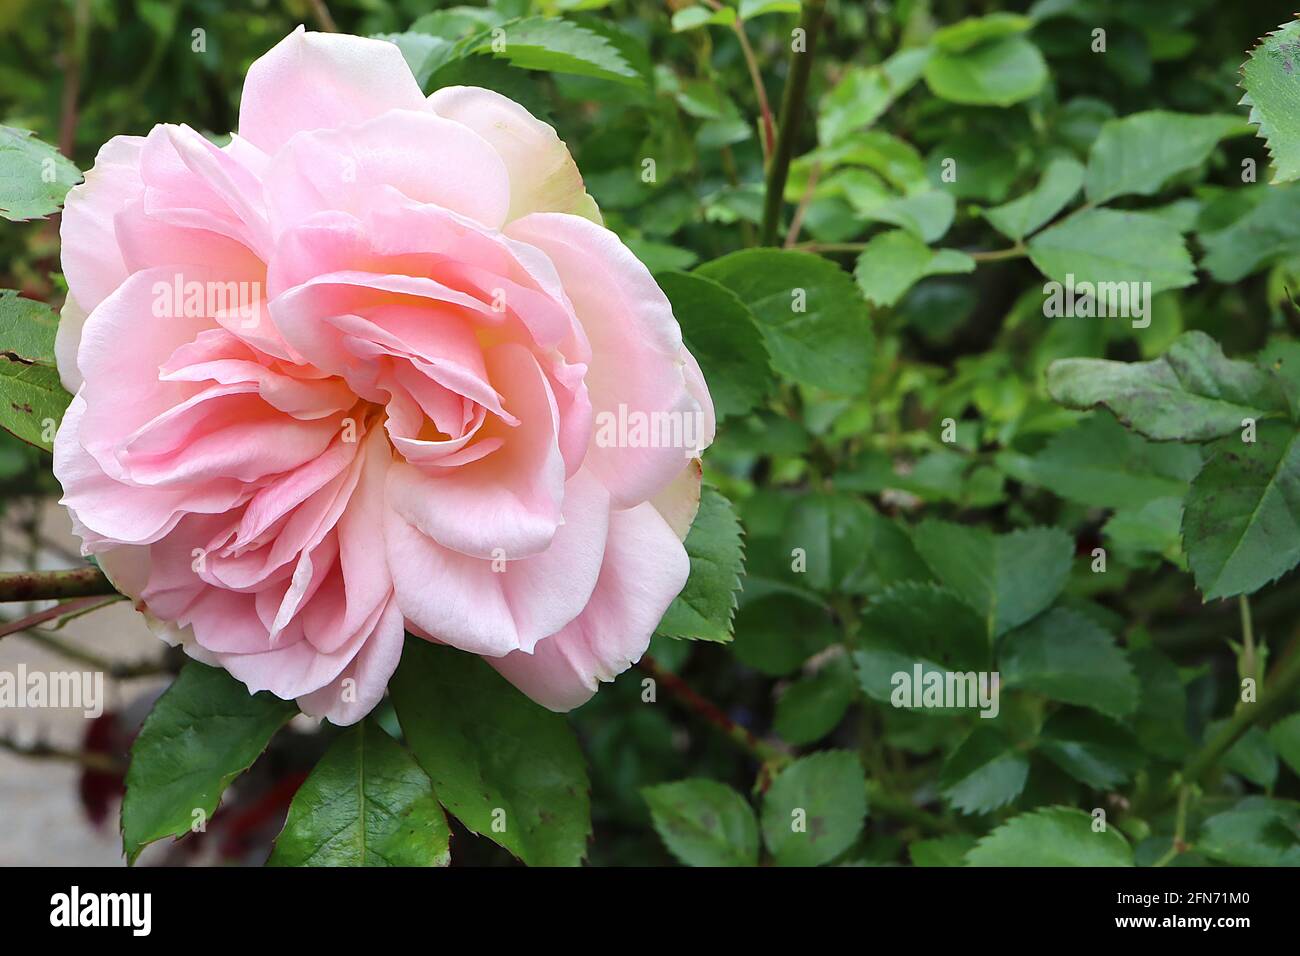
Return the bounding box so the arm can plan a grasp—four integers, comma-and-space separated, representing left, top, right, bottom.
6, 0, 1300, 867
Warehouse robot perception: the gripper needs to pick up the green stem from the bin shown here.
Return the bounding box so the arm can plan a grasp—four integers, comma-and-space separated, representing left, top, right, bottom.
1239, 594, 1258, 704
1181, 642, 1300, 787
1152, 785, 1191, 867
0, 567, 118, 603
760, 0, 827, 246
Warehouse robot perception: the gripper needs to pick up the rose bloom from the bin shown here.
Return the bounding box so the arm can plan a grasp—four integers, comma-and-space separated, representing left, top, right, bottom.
53, 28, 714, 724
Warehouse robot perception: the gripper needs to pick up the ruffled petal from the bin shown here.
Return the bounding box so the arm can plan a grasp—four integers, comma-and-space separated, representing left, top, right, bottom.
238, 27, 429, 154
489, 501, 689, 711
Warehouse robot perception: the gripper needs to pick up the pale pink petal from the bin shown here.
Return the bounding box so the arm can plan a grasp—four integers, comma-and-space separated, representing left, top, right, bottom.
238, 27, 429, 154
389, 468, 609, 657
59, 135, 145, 315
507, 213, 707, 507
490, 501, 689, 711
297, 597, 405, 726
429, 86, 601, 224
263, 109, 510, 233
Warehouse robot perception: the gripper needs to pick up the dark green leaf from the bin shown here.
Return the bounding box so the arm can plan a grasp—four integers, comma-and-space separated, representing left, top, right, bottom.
939, 726, 1030, 815
773, 656, 855, 745
1183, 422, 1300, 600
999, 608, 1139, 718
642, 780, 759, 867
1028, 209, 1195, 295
390, 639, 591, 867
1046, 331, 1288, 442
761, 751, 867, 866
0, 290, 58, 365
269, 720, 450, 867
1085, 111, 1248, 204
911, 521, 1073, 637
658, 487, 745, 642
657, 270, 773, 420
1240, 19, 1300, 184
0, 125, 81, 221
122, 661, 295, 864
965, 806, 1133, 866
1038, 710, 1143, 789
696, 249, 871, 394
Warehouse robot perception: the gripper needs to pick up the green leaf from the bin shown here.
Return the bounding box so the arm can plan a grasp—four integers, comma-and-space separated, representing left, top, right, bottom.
1046, 331, 1288, 442
1084, 111, 1248, 204
1199, 183, 1300, 282
1270, 713, 1300, 778
390, 639, 591, 867
1240, 19, 1300, 184
816, 50, 930, 146
657, 270, 773, 420
773, 656, 855, 745
642, 780, 759, 867
1104, 497, 1186, 563
733, 592, 837, 677
923, 35, 1047, 107
965, 806, 1134, 866
410, 7, 503, 39
858, 581, 990, 671
1127, 646, 1191, 759
857, 191, 956, 243
910, 834, 977, 866
910, 521, 1073, 638
853, 230, 974, 309
695, 249, 871, 394
0, 290, 58, 365
1028, 209, 1195, 295
997, 411, 1201, 508
938, 726, 1030, 815
982, 157, 1084, 242
658, 487, 745, 642
121, 661, 296, 864
999, 608, 1139, 718
1182, 422, 1300, 600
470, 16, 643, 87
670, 5, 736, 32
761, 751, 867, 866
0, 354, 70, 452
1215, 724, 1279, 788
738, 0, 799, 17
1197, 799, 1300, 866
779, 493, 926, 596
0, 125, 81, 221
1038, 710, 1143, 789
269, 721, 450, 867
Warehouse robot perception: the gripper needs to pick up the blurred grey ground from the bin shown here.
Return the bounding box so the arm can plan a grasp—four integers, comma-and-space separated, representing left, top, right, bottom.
0, 500, 171, 865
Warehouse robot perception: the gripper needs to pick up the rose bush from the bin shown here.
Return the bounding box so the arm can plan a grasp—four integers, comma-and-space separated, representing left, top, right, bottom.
51, 27, 714, 724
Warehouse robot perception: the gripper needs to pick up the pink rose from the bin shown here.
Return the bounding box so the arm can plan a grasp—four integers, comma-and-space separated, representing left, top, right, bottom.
53, 27, 714, 724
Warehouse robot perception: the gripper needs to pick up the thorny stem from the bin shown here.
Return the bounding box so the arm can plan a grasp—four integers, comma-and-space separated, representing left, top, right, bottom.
0, 736, 124, 774
636, 654, 788, 766
760, 0, 827, 245
1152, 785, 1192, 867
0, 567, 118, 604
0, 595, 114, 639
